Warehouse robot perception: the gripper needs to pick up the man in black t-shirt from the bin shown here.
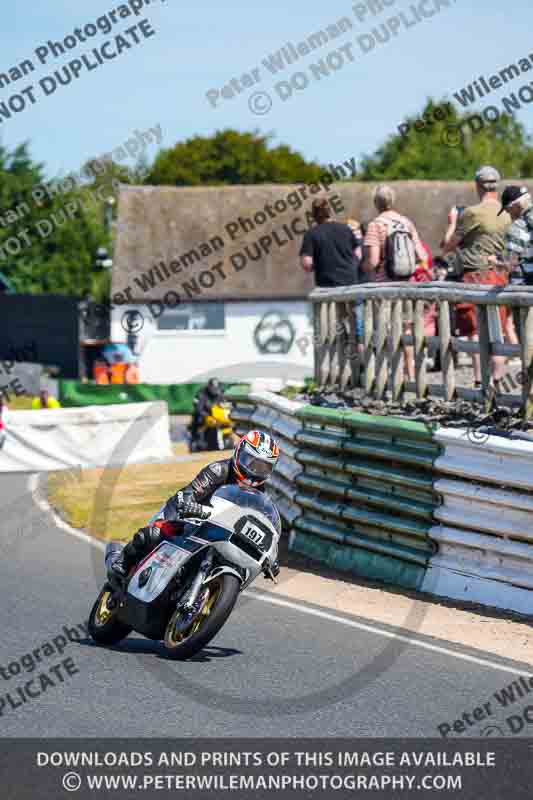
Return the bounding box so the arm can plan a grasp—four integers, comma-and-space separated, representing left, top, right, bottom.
300, 197, 361, 287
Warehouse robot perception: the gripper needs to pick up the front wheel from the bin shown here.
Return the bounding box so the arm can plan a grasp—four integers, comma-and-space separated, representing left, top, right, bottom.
88, 585, 132, 645
163, 574, 240, 660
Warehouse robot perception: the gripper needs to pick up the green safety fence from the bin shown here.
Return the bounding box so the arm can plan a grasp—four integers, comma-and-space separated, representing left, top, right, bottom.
227, 393, 442, 592
59, 381, 250, 415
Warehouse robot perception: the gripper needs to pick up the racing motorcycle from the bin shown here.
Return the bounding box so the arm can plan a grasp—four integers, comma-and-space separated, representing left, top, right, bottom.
88, 486, 281, 660
190, 402, 234, 452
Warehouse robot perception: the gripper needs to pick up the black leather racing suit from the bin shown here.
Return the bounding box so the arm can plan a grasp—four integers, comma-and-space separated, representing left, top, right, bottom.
190, 389, 223, 439
119, 459, 264, 573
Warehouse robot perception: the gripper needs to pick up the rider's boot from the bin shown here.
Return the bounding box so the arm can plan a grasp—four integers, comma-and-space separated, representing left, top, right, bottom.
109, 538, 144, 584
109, 523, 172, 584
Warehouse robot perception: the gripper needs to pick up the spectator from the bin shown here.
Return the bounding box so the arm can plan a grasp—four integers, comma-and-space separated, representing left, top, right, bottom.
32, 389, 61, 410
0, 395, 8, 449
361, 185, 427, 381
346, 217, 365, 354
300, 199, 362, 372
300, 197, 361, 288
492, 185, 533, 359
497, 185, 533, 286
414, 241, 438, 334
441, 203, 467, 255
441, 166, 511, 386
345, 217, 363, 254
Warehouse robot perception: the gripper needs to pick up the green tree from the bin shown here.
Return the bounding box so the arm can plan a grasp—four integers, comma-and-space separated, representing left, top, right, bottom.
148, 129, 326, 186
359, 99, 533, 180
0, 142, 111, 296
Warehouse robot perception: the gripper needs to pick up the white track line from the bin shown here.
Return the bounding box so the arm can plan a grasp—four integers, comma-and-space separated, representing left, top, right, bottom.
30, 475, 532, 678
29, 473, 105, 551
248, 591, 532, 678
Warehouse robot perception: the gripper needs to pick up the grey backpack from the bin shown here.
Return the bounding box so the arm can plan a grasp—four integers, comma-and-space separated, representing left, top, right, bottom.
383, 216, 417, 280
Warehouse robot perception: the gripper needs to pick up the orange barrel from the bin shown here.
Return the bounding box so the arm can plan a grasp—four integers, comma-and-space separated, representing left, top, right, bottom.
110, 362, 128, 384
94, 362, 110, 384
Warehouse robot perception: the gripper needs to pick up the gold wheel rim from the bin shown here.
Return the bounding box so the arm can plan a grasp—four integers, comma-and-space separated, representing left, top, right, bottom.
166, 581, 222, 647
95, 591, 113, 626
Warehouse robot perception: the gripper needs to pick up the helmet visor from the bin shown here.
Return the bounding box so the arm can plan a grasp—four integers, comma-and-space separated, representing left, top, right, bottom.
238, 447, 274, 479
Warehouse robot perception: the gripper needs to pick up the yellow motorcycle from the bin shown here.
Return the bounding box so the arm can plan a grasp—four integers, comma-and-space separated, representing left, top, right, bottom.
191, 403, 234, 452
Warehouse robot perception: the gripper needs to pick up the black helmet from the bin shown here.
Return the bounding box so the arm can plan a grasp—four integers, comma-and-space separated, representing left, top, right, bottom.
206, 378, 221, 399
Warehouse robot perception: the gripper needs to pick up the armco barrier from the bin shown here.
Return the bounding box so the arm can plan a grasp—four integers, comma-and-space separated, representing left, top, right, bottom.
425, 429, 533, 615
227, 391, 533, 615
227, 390, 440, 593
0, 401, 173, 472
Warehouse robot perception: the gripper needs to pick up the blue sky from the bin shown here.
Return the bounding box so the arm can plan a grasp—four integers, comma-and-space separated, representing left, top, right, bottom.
1, 0, 532, 179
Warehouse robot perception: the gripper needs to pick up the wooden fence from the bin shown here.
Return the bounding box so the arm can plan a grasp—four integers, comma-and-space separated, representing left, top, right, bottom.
311, 282, 533, 418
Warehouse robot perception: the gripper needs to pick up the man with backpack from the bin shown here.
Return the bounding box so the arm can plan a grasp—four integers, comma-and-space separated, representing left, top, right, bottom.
361, 185, 426, 381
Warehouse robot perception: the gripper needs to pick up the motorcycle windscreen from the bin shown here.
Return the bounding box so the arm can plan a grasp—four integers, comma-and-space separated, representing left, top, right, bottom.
212, 485, 281, 534
127, 541, 199, 603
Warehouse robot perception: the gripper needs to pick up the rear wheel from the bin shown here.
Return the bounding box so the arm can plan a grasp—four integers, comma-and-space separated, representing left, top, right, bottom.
88, 585, 132, 645
163, 574, 240, 660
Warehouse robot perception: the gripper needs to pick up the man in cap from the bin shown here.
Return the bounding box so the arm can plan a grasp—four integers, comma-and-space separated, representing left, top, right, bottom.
442, 166, 511, 385
496, 186, 533, 287
443, 166, 510, 275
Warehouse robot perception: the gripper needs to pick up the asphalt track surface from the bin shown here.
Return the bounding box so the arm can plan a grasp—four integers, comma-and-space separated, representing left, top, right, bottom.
1, 472, 531, 739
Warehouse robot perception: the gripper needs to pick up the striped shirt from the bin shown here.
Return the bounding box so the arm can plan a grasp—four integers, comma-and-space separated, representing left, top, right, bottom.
363, 211, 425, 282
505, 207, 533, 284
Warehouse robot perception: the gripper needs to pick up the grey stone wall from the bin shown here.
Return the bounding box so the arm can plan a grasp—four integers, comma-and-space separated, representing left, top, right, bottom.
113, 181, 532, 302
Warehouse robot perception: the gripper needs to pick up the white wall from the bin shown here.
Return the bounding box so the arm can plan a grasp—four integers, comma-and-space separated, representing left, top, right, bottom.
0, 402, 173, 472
111, 301, 315, 385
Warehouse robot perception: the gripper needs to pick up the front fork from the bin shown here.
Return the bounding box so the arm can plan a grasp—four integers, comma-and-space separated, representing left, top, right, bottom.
179, 549, 214, 613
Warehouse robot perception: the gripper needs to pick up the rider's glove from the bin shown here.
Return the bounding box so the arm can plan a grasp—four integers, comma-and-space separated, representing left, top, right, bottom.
182, 500, 210, 520
264, 559, 280, 579
165, 492, 210, 521
164, 491, 185, 521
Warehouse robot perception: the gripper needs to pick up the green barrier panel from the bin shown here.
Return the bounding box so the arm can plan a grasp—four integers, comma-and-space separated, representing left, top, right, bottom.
295, 516, 430, 566
297, 449, 434, 495
295, 404, 437, 444
295, 492, 431, 546
226, 393, 441, 591
296, 430, 436, 470
59, 381, 250, 414
291, 529, 426, 590
295, 472, 434, 521
224, 386, 255, 402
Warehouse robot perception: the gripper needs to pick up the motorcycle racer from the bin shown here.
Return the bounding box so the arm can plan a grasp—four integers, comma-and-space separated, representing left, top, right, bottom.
190, 378, 224, 446
110, 431, 280, 581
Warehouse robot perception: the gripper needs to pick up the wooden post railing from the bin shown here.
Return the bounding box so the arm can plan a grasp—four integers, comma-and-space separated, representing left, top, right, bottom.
310, 281, 533, 419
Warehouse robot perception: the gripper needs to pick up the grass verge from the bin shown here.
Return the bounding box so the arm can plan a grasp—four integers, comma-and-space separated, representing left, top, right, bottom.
47, 450, 233, 543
